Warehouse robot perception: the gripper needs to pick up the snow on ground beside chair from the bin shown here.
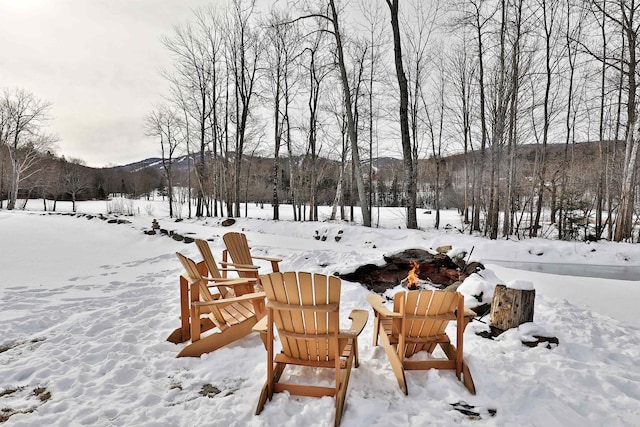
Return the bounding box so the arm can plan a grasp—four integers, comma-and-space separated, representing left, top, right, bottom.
1, 202, 639, 426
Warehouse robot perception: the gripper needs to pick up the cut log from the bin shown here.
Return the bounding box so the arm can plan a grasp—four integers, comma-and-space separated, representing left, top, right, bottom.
490, 284, 535, 332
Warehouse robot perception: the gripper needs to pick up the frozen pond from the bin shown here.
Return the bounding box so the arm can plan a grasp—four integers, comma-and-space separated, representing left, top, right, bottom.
483, 259, 640, 282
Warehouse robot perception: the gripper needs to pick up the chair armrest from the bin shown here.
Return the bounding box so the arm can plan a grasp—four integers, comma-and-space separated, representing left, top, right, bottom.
192, 292, 266, 308
219, 261, 260, 270
181, 273, 199, 285
366, 294, 401, 318
339, 309, 369, 338
252, 315, 268, 334
220, 267, 261, 274
252, 255, 283, 263
209, 278, 258, 287
200, 277, 256, 287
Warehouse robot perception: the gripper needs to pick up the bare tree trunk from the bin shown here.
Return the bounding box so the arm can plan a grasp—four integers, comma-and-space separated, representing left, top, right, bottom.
386, 0, 417, 229
608, 49, 625, 241
559, 0, 581, 240
328, 0, 371, 227
532, 0, 556, 237
285, 99, 298, 221
613, 1, 638, 241
2, 90, 54, 211
229, 0, 260, 218
473, 1, 489, 233
595, 0, 607, 238
331, 163, 345, 221
488, 0, 509, 240
305, 37, 325, 222
503, 0, 524, 238
272, 70, 282, 221
614, 118, 639, 241
331, 106, 348, 221
8, 156, 18, 210
146, 106, 183, 219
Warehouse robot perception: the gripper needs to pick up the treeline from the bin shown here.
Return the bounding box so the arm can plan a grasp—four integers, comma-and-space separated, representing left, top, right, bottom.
146, 0, 640, 242
0, 145, 163, 212
4, 1, 640, 243
0, 85, 623, 242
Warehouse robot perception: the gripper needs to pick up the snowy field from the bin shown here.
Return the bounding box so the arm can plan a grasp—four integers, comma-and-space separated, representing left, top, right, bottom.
1, 199, 639, 426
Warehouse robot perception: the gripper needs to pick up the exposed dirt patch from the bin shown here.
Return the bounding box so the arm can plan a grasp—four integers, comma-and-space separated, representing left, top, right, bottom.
199, 384, 222, 398
450, 401, 497, 420
0, 338, 45, 354
0, 386, 51, 424
32, 387, 51, 403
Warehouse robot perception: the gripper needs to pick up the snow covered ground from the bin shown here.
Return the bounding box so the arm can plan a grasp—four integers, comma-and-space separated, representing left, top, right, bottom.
1, 199, 639, 426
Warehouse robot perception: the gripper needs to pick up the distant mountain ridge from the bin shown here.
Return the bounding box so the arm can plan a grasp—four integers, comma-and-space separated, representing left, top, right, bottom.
107, 155, 191, 173
104, 140, 614, 173
106, 154, 404, 173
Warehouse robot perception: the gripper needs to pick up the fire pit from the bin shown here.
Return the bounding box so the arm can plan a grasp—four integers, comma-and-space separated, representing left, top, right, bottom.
402, 260, 434, 290
337, 248, 484, 294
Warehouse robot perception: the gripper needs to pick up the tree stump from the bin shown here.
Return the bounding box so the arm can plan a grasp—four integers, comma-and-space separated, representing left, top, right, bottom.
490, 284, 535, 332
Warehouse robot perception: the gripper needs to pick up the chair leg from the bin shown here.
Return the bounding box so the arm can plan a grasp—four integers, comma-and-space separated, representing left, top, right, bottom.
372, 314, 380, 347
439, 342, 476, 395
256, 362, 285, 415
190, 305, 201, 342
439, 341, 462, 379
335, 350, 355, 427
378, 329, 407, 395
462, 360, 476, 394
255, 383, 270, 415
353, 338, 359, 368
166, 327, 188, 344
257, 331, 268, 349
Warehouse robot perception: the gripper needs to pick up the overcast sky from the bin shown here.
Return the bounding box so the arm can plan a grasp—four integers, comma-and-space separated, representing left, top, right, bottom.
0, 0, 216, 167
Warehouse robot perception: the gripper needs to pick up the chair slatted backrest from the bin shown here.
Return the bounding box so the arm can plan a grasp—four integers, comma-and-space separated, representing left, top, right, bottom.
395, 290, 459, 358
223, 232, 254, 266
195, 239, 223, 277
195, 239, 232, 298
261, 272, 341, 363
175, 252, 225, 327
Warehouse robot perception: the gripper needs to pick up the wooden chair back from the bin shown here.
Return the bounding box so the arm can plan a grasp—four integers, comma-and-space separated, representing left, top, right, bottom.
256, 272, 368, 425
223, 232, 254, 266
175, 252, 225, 326
261, 271, 341, 364
195, 239, 223, 277
394, 290, 461, 358
195, 239, 233, 298
367, 289, 474, 395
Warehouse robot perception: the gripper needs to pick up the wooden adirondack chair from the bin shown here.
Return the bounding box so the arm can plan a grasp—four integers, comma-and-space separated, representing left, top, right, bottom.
172, 252, 266, 358
196, 238, 266, 319
166, 241, 261, 345
367, 290, 476, 395
255, 272, 368, 427
195, 239, 260, 296
221, 232, 282, 282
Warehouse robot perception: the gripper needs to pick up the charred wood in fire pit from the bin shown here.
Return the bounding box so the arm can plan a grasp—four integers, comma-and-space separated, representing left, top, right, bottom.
337, 263, 406, 294
337, 248, 484, 293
